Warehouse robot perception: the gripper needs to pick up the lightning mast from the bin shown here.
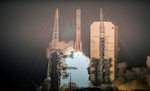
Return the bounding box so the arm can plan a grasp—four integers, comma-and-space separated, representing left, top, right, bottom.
46, 8, 59, 80
41, 8, 76, 91
100, 8, 105, 61
98, 8, 111, 85
99, 8, 105, 84
51, 8, 59, 49
44, 8, 60, 91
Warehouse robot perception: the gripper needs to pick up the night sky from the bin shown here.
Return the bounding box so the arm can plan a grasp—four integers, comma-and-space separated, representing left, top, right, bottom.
0, 0, 150, 91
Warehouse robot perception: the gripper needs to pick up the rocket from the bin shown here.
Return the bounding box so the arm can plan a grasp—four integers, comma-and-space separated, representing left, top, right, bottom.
75, 8, 82, 51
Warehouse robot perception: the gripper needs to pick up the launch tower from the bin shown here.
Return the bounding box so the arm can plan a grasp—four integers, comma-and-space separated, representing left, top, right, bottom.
98, 8, 111, 84
90, 8, 118, 86
41, 8, 74, 91
44, 8, 60, 91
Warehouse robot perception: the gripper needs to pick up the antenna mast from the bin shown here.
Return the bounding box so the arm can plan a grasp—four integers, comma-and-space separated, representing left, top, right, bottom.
52, 8, 59, 49
99, 8, 105, 83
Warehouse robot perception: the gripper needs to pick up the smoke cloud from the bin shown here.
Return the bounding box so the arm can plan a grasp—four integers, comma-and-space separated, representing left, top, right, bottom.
146, 56, 150, 68
49, 40, 74, 51
114, 58, 150, 90
56, 40, 74, 50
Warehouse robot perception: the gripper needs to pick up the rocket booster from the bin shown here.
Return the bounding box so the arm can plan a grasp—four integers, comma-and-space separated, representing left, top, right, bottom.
75, 8, 82, 51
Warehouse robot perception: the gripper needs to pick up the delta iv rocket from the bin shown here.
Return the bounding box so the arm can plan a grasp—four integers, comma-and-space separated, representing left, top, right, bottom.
75, 8, 82, 51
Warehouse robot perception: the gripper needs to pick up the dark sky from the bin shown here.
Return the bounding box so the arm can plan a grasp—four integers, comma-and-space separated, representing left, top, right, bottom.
0, 0, 150, 91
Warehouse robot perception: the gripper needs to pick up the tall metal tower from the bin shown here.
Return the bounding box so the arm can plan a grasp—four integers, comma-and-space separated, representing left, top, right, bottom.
44, 8, 60, 91
90, 8, 117, 87
51, 8, 59, 49
46, 8, 59, 80
40, 8, 76, 91
99, 8, 105, 83
98, 8, 111, 84
100, 8, 105, 61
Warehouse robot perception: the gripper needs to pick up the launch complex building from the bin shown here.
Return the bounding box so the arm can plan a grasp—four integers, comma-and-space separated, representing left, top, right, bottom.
90, 9, 118, 83
37, 8, 118, 91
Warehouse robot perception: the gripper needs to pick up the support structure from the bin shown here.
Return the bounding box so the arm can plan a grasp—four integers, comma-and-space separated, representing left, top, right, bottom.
51, 8, 59, 49
98, 8, 111, 84
43, 8, 74, 91
44, 8, 60, 91
99, 8, 105, 83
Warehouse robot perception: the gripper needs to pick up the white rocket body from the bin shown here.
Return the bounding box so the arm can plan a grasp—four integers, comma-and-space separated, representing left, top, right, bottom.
75, 9, 82, 51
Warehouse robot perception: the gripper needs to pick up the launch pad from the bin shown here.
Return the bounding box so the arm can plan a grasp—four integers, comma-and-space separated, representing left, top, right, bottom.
36, 8, 118, 91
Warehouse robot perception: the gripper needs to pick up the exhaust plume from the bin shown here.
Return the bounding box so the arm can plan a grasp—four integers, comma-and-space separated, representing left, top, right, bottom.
114, 57, 150, 90
49, 40, 74, 51
56, 40, 74, 50
146, 56, 150, 68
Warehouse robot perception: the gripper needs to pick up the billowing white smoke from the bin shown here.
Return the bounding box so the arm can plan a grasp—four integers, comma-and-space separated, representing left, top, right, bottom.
146, 56, 150, 68
146, 56, 150, 87
49, 40, 74, 52
56, 40, 74, 50
60, 50, 91, 88
48, 40, 91, 88
48, 39, 91, 88
114, 57, 150, 90
146, 74, 150, 87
